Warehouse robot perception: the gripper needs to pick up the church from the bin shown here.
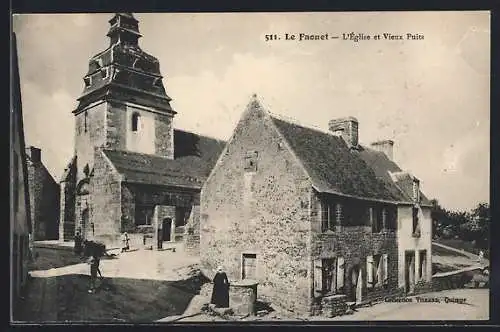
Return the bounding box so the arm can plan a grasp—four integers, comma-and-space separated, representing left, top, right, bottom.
59, 13, 225, 250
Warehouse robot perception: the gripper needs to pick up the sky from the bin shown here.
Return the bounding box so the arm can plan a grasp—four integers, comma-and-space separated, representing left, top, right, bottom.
12, 11, 490, 212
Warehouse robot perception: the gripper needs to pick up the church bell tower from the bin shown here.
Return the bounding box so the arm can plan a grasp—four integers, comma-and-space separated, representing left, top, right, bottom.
72, 13, 176, 182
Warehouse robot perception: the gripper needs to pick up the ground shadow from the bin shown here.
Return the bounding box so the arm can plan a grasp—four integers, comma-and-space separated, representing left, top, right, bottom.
255, 300, 275, 314
29, 248, 85, 271
13, 273, 199, 323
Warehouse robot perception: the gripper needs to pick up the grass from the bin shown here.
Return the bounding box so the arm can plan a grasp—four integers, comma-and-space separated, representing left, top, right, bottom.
15, 275, 197, 322
29, 247, 85, 271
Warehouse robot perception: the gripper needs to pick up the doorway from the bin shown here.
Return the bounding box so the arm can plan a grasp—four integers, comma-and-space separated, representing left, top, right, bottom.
405, 251, 416, 294
81, 208, 89, 239
162, 218, 172, 242
242, 253, 257, 280
350, 265, 363, 304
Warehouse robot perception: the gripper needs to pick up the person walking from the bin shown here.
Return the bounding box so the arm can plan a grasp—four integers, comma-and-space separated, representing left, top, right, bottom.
88, 255, 98, 293
210, 266, 230, 308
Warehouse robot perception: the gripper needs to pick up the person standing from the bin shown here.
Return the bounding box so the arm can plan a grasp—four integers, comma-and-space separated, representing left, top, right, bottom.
121, 232, 130, 253
210, 266, 230, 308
74, 231, 83, 256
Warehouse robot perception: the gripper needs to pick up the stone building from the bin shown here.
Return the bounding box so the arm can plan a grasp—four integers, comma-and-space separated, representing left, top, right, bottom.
25, 146, 60, 240
11, 32, 32, 319
198, 96, 433, 316
59, 13, 225, 249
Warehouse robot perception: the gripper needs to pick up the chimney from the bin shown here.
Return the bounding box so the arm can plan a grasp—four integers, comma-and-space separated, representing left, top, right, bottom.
328, 116, 359, 149
370, 140, 394, 161
25, 146, 41, 163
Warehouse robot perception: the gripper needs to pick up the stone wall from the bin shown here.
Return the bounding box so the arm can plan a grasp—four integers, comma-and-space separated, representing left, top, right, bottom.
105, 101, 127, 150
154, 113, 174, 159
26, 152, 60, 240
91, 148, 122, 247
74, 102, 107, 182
59, 158, 77, 241
184, 203, 201, 255
200, 105, 312, 315
310, 191, 400, 310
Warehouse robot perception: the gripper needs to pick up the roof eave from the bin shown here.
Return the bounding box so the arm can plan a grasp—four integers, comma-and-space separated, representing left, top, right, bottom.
312, 184, 407, 205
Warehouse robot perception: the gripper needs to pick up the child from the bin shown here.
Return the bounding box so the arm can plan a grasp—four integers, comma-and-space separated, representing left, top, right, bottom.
121, 232, 130, 253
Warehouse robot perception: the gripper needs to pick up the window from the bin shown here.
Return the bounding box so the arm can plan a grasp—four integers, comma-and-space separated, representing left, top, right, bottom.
367, 254, 389, 289
419, 250, 427, 280
321, 200, 340, 232
412, 179, 420, 203
135, 204, 154, 225
244, 151, 258, 172
314, 257, 345, 295
100, 67, 109, 79
84, 112, 88, 133
13, 152, 19, 212
84, 76, 91, 87
372, 206, 384, 233
131, 112, 140, 132
175, 207, 190, 227
412, 207, 420, 237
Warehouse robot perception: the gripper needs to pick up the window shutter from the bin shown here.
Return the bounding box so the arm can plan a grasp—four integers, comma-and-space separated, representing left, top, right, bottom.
314, 260, 323, 293
366, 255, 374, 288
421, 253, 427, 280
337, 257, 345, 290
383, 254, 389, 285
376, 255, 383, 286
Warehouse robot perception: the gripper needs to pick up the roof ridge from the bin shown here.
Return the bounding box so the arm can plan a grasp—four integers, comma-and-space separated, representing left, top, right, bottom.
173, 128, 226, 143
102, 148, 173, 160
268, 112, 333, 137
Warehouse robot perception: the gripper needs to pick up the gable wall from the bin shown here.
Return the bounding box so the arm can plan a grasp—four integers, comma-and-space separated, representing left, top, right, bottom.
200, 106, 313, 314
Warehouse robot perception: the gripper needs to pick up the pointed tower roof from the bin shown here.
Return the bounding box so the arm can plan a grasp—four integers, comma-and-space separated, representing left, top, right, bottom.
74, 13, 175, 115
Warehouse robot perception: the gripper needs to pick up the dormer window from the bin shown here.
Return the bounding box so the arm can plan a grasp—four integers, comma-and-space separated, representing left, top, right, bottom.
131, 112, 140, 132
412, 206, 421, 237
412, 178, 420, 203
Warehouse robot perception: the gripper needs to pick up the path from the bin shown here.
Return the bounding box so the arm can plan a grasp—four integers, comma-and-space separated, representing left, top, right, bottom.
326, 288, 489, 321
30, 247, 200, 281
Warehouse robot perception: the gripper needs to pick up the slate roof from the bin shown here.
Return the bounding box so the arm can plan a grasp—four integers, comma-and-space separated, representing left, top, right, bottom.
358, 148, 432, 206
270, 115, 430, 205
103, 129, 225, 189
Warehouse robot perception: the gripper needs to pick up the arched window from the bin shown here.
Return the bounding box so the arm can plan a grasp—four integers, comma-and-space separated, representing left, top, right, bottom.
131, 112, 140, 132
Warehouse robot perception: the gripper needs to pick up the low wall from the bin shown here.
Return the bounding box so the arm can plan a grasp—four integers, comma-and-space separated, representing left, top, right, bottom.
431, 266, 483, 292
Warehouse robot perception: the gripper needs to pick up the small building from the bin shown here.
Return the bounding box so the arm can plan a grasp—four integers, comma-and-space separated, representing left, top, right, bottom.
25, 146, 60, 240
10, 32, 33, 320
198, 96, 433, 316
59, 13, 225, 249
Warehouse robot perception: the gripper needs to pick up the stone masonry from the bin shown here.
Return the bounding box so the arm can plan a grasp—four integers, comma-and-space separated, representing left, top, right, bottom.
25, 146, 60, 240
200, 102, 313, 314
